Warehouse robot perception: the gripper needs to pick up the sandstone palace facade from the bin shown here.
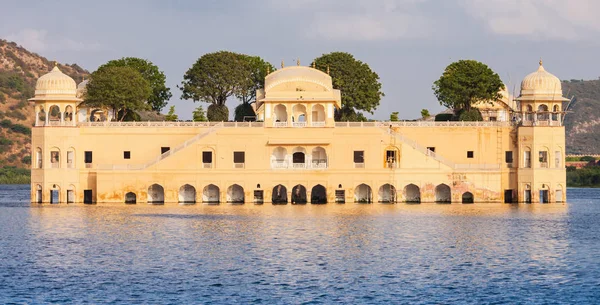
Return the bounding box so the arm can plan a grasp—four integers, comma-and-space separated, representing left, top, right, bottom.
30, 61, 567, 204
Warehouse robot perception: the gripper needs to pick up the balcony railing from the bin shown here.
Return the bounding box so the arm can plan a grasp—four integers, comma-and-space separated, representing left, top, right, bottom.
354, 163, 365, 168
50, 163, 59, 168
540, 162, 549, 168
203, 163, 213, 169
273, 121, 288, 128
234, 163, 244, 169
292, 122, 307, 127
311, 121, 326, 127
271, 161, 328, 169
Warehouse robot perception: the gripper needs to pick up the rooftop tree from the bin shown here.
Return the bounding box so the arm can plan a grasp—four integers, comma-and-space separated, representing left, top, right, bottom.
84, 66, 152, 121
234, 55, 275, 122
432, 60, 504, 114
98, 57, 172, 112
312, 52, 384, 121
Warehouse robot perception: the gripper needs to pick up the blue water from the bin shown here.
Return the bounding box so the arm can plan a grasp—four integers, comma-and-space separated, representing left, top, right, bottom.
1, 185, 599, 304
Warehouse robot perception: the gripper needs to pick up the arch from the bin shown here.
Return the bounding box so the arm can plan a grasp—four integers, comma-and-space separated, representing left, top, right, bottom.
378, 184, 396, 203
311, 104, 326, 122
50, 147, 60, 168
36, 184, 42, 203
272, 146, 287, 161
64, 105, 74, 122
273, 104, 288, 122
354, 184, 372, 203
35, 147, 42, 168
66, 147, 75, 168
291, 184, 307, 204
462, 192, 474, 204
435, 184, 451, 203
148, 184, 165, 204
553, 104, 560, 112
178, 184, 196, 203
292, 104, 307, 122
525, 104, 534, 121
552, 104, 560, 121
537, 104, 549, 121
125, 192, 137, 204
537, 104, 549, 112
67, 185, 76, 203
37, 106, 46, 125
311, 184, 327, 204
90, 109, 107, 122
292, 147, 306, 165
555, 184, 564, 203
272, 184, 287, 204
49, 105, 61, 121
50, 185, 61, 204
526, 105, 533, 112
227, 184, 245, 204
404, 184, 420, 203
311, 147, 327, 167
202, 184, 220, 204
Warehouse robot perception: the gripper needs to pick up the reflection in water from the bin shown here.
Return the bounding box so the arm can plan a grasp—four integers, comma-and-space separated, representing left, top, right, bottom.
3, 185, 600, 304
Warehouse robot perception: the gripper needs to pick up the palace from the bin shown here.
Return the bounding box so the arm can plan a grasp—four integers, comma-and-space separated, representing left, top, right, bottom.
30, 61, 567, 204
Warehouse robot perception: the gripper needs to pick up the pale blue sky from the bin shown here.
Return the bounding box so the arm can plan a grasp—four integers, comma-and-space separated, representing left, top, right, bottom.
2, 0, 600, 120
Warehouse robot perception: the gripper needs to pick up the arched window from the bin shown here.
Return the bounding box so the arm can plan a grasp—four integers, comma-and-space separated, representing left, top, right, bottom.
273, 104, 288, 125
50, 148, 60, 169
37, 106, 46, 126
311, 104, 326, 125
64, 105, 73, 122
67, 148, 75, 169
67, 185, 76, 203
292, 147, 306, 168
537, 104, 549, 121
311, 147, 327, 168
36, 185, 42, 203
292, 104, 307, 125
271, 147, 287, 168
36, 148, 42, 168
49, 105, 61, 122
552, 105, 560, 121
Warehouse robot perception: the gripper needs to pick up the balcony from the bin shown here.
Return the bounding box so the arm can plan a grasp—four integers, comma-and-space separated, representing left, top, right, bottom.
271, 160, 328, 170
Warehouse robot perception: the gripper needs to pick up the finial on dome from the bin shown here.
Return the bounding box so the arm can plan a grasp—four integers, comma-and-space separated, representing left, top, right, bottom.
266, 66, 270, 75
281, 60, 284, 68
296, 58, 300, 66
311, 61, 315, 69
327, 65, 330, 75
539, 58, 543, 66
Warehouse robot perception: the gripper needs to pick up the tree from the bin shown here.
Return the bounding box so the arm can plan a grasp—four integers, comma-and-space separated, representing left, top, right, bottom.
98, 57, 172, 112
390, 112, 399, 121
234, 55, 275, 121
165, 105, 178, 121
421, 109, 430, 119
432, 60, 504, 112
84, 66, 152, 121
192, 105, 207, 122
180, 51, 250, 121
312, 52, 384, 121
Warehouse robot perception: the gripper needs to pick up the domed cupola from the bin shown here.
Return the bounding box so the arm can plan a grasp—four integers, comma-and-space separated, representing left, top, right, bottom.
77, 79, 89, 98
517, 60, 568, 102
29, 64, 81, 101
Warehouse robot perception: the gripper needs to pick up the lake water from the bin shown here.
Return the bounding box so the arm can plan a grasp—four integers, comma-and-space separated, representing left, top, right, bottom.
1, 185, 599, 304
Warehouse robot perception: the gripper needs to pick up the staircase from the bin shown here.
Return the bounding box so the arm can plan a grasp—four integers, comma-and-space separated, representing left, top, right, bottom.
383, 128, 456, 169
141, 122, 222, 170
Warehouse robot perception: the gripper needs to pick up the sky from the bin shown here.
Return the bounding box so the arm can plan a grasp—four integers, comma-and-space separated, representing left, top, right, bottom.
1, 0, 600, 120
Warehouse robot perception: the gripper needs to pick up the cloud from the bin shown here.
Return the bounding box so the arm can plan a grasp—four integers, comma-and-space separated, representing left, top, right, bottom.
270, 0, 432, 41
6, 29, 104, 52
459, 0, 600, 40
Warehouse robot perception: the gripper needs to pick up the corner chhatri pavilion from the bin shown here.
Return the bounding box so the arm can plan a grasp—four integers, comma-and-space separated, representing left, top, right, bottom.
30, 60, 567, 204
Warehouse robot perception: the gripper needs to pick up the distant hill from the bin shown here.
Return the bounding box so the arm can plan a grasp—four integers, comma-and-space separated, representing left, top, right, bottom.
562, 79, 600, 154
0, 39, 89, 168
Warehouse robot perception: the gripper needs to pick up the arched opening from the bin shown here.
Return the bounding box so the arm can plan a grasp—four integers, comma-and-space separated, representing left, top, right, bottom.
525, 104, 534, 121
378, 184, 396, 203
552, 105, 560, 121
292, 104, 307, 124
125, 192, 137, 204
291, 184, 307, 204
90, 109, 107, 122
36, 184, 42, 203
148, 184, 165, 204
202, 184, 220, 204
354, 184, 372, 203
539, 147, 549, 168
49, 105, 61, 122
311, 185, 327, 204
311, 104, 326, 124
435, 184, 451, 203
36, 147, 42, 168
227, 184, 245, 204
272, 146, 287, 168
178, 184, 196, 204
64, 105, 73, 122
66, 147, 75, 169
311, 147, 327, 168
67, 185, 75, 203
555, 185, 564, 203
404, 184, 420, 203
292, 147, 306, 168
37, 106, 46, 126
462, 192, 474, 204
50, 148, 60, 169
273, 104, 287, 122
50, 185, 60, 204
537, 104, 549, 121
272, 184, 287, 204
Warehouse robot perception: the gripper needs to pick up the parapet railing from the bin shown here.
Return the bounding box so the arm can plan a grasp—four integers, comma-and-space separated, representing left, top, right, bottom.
71, 121, 517, 128
336, 121, 513, 127
78, 121, 264, 127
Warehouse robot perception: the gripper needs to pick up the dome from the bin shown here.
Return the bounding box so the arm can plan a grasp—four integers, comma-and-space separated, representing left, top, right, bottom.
77, 79, 89, 98
518, 60, 565, 100
30, 65, 80, 101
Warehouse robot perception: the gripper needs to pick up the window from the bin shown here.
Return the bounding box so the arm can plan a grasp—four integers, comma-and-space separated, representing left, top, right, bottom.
524, 151, 531, 168
124, 151, 131, 159
386, 150, 396, 168
539, 151, 548, 168
467, 151, 474, 158
489, 116, 497, 121
505, 151, 513, 163
50, 151, 60, 168
203, 151, 213, 168
427, 147, 435, 153
84, 190, 93, 204
161, 147, 170, 154
335, 190, 345, 203
555, 151, 561, 168
253, 190, 264, 204
85, 151, 93, 163
234, 151, 245, 168
67, 151, 74, 168
354, 151, 364, 168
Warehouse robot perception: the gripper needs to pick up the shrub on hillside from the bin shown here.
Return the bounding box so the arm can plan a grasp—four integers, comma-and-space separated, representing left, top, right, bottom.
10, 124, 31, 135
21, 155, 31, 165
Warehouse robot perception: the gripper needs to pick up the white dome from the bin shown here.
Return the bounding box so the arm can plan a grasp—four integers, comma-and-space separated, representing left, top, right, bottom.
519, 61, 562, 98
32, 65, 79, 101
77, 79, 89, 98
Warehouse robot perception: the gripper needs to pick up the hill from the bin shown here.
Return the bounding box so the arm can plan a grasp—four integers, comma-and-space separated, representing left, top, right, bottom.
0, 39, 89, 168
562, 79, 600, 154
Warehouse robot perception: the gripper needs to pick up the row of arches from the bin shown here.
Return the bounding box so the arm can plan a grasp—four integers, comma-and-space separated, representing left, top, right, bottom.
523, 104, 561, 121
131, 183, 473, 204
35, 147, 76, 169
273, 104, 326, 123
